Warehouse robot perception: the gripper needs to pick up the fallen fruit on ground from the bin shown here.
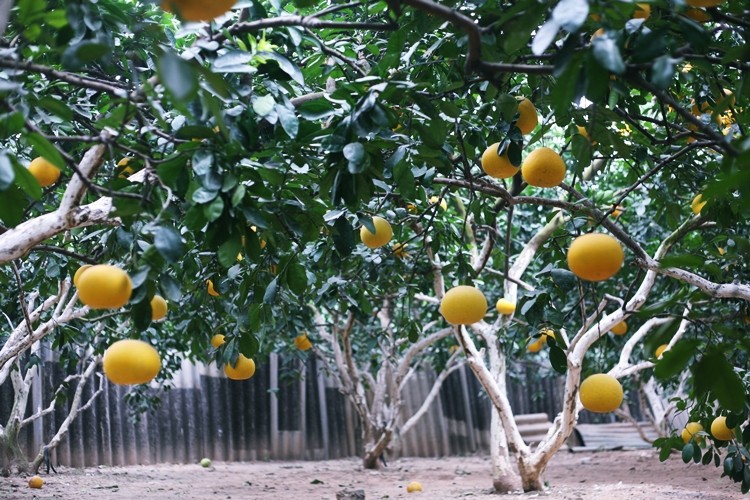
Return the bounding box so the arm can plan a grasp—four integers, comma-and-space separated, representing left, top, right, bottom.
691, 193, 707, 215
611, 321, 628, 336
521, 147, 566, 188
682, 422, 704, 444
210, 334, 225, 349
294, 334, 313, 351
440, 285, 487, 325
567, 233, 624, 282
161, 0, 236, 22
28, 156, 61, 187
496, 298, 516, 315
710, 416, 734, 441
579, 373, 624, 413
151, 295, 168, 321
360, 216, 393, 249
224, 354, 256, 380
207, 279, 220, 297
200, 458, 212, 468
515, 97, 538, 135
28, 475, 44, 488
406, 481, 423, 493
76, 264, 133, 309
481, 143, 519, 179
103, 339, 161, 385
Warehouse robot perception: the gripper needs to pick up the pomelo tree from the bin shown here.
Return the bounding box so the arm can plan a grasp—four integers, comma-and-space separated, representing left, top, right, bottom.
1, 0, 749, 494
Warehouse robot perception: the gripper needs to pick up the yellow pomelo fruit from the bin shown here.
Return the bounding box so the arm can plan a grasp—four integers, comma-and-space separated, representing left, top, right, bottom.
521, 147, 566, 188
540, 328, 555, 342
579, 373, 623, 413
567, 233, 624, 282
685, 8, 710, 22
117, 157, 135, 178
207, 279, 220, 297
577, 125, 590, 140
686, 0, 722, 6
294, 334, 313, 351
682, 422, 704, 444
406, 481, 423, 493
251, 226, 267, 249
103, 339, 161, 385
591, 28, 606, 41
73, 265, 92, 288
150, 295, 168, 321
28, 475, 44, 489
611, 321, 628, 336
392, 242, 409, 259
654, 344, 668, 358
440, 285, 487, 325
710, 416, 734, 441
76, 264, 132, 309
633, 3, 650, 19
360, 216, 393, 249
429, 195, 448, 211
496, 298, 516, 315
527, 339, 544, 353
210, 334, 225, 349
28, 157, 61, 187
481, 143, 519, 179
224, 354, 256, 380
515, 97, 538, 135
161, 0, 236, 22
691, 194, 707, 215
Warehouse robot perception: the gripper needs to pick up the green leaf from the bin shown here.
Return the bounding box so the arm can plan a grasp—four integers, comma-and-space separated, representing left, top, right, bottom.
12, 159, 42, 199
253, 95, 275, 116
552, 0, 588, 32
157, 51, 198, 102
682, 443, 694, 464
263, 278, 279, 304
650, 55, 677, 90
0, 153, 15, 190
343, 142, 366, 174
275, 104, 299, 139
218, 238, 242, 268
549, 345, 567, 374
286, 260, 308, 296
259, 52, 304, 85
654, 339, 698, 380
0, 186, 26, 226
659, 445, 671, 462
238, 332, 259, 358
25, 132, 65, 169
592, 36, 625, 75
332, 217, 355, 257
154, 226, 185, 264
693, 352, 746, 412
203, 196, 225, 222
131, 298, 152, 331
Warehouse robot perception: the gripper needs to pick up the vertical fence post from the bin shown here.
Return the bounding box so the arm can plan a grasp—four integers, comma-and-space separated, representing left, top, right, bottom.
269, 353, 279, 458
316, 359, 330, 459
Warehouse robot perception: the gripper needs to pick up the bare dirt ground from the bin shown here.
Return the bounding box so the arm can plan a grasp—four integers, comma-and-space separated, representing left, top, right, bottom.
1, 449, 743, 499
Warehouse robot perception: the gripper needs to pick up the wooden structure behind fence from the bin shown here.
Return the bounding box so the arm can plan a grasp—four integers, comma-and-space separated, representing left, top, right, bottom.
0, 355, 642, 468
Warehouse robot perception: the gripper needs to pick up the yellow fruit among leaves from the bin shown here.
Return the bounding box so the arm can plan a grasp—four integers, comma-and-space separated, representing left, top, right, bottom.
103, 339, 161, 385
161, 0, 236, 22
210, 334, 225, 349
429, 195, 448, 211
481, 143, 519, 179
440, 285, 487, 325
224, 354, 256, 380
567, 233, 624, 282
76, 264, 133, 309
28, 157, 61, 187
207, 279, 220, 297
540, 328, 556, 342
150, 295, 168, 321
579, 373, 623, 413
685, 0, 722, 6
633, 3, 650, 19
360, 216, 393, 249
710, 416, 734, 441
392, 242, 409, 259
294, 334, 313, 351
682, 422, 704, 444
496, 298, 516, 315
73, 265, 92, 288
527, 339, 544, 353
406, 481, 423, 493
611, 321, 628, 336
515, 97, 538, 135
691, 194, 707, 215
28, 475, 44, 489
521, 147, 566, 188
654, 344, 668, 358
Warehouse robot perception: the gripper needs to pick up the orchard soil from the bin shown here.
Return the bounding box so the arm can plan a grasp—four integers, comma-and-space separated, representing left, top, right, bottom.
1, 449, 741, 499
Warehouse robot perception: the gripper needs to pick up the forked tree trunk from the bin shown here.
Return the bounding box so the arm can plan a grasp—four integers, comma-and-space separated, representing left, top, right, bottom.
362, 427, 392, 469
489, 408, 521, 492
0, 421, 29, 476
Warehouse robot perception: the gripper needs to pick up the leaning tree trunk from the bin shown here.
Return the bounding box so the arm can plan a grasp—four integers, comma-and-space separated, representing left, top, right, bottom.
362, 426, 392, 469
0, 420, 29, 476
489, 407, 522, 492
